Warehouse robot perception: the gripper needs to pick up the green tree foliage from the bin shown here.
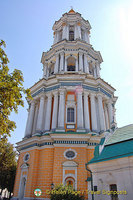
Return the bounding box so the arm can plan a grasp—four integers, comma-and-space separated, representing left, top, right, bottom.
50, 184, 85, 200
0, 138, 17, 194
0, 40, 32, 138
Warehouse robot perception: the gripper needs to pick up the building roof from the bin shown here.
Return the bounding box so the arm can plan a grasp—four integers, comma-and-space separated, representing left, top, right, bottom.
105, 124, 133, 145
88, 124, 133, 164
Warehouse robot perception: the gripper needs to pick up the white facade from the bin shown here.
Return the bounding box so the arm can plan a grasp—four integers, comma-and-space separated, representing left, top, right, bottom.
88, 156, 133, 200
24, 9, 117, 138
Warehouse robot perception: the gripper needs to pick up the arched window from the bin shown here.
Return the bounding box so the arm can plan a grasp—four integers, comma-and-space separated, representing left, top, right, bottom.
69, 31, 74, 41
89, 63, 94, 76
67, 57, 76, 71
49, 63, 54, 75
69, 26, 74, 41
67, 108, 74, 123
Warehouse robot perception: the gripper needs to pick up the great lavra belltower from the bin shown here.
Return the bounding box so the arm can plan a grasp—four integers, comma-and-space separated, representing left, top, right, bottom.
13, 9, 117, 200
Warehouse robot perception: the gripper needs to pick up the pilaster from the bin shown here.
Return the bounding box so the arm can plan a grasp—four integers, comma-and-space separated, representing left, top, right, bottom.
76, 89, 85, 132
54, 54, 59, 73
57, 89, 65, 132
36, 95, 45, 133
84, 91, 90, 131
79, 52, 83, 71
90, 93, 98, 132
52, 91, 58, 130
24, 101, 35, 137
44, 93, 52, 131
97, 93, 106, 132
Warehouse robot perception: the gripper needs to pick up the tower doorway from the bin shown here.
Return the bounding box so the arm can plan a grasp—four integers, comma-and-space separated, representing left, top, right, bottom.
19, 177, 26, 200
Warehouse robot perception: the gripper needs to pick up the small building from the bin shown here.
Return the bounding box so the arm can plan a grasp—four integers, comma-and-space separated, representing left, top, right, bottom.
88, 124, 133, 200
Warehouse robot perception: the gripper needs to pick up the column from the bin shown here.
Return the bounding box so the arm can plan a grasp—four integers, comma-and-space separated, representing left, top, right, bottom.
77, 24, 81, 39
51, 91, 58, 130
107, 100, 113, 128
77, 91, 84, 130
65, 57, 67, 71
32, 103, 39, 135
56, 31, 60, 42
74, 25, 78, 40
54, 54, 59, 73
92, 63, 97, 78
60, 52, 64, 71
62, 24, 67, 40
53, 32, 57, 44
96, 61, 100, 78
84, 92, 90, 131
97, 94, 106, 132
88, 61, 91, 74
104, 104, 109, 130
84, 54, 89, 73
66, 25, 69, 40
79, 52, 83, 71
24, 101, 35, 137
58, 89, 65, 131
46, 64, 49, 78
90, 93, 98, 132
44, 93, 52, 131
43, 63, 47, 78
76, 59, 78, 71
85, 31, 90, 43
36, 95, 45, 132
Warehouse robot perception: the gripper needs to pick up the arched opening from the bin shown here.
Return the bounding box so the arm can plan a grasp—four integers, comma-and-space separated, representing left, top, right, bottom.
65, 177, 75, 189
69, 26, 74, 41
89, 63, 94, 76
67, 57, 76, 71
49, 63, 54, 76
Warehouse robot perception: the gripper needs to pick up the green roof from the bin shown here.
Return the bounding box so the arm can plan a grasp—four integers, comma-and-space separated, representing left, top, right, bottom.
105, 124, 133, 145
89, 139, 133, 164
88, 124, 133, 164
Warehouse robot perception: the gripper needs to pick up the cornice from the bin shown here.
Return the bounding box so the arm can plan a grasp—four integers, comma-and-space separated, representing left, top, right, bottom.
41, 40, 103, 64
29, 75, 116, 100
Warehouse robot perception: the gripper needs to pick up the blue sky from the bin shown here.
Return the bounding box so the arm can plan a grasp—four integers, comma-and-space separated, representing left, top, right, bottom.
0, 0, 133, 145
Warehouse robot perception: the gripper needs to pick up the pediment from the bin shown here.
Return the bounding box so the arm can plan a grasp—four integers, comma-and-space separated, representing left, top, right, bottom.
62, 160, 78, 167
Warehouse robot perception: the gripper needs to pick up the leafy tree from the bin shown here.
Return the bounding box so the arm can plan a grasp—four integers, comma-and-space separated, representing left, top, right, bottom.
50, 184, 84, 200
0, 138, 17, 195
0, 40, 32, 138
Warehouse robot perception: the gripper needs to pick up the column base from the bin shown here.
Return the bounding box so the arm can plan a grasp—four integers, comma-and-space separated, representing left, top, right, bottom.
32, 132, 42, 137
76, 128, 86, 132
55, 128, 65, 132
91, 130, 99, 133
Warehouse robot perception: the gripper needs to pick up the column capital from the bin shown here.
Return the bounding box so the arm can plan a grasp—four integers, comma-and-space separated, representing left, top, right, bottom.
79, 52, 83, 56
29, 100, 36, 106
46, 92, 52, 98
59, 88, 66, 95
40, 94, 45, 100
84, 90, 89, 97
106, 98, 113, 104
97, 93, 104, 99
53, 90, 58, 96
90, 92, 96, 98
60, 52, 64, 56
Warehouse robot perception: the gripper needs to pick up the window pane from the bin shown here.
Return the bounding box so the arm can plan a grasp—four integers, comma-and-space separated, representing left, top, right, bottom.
67, 108, 74, 122
69, 31, 74, 41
